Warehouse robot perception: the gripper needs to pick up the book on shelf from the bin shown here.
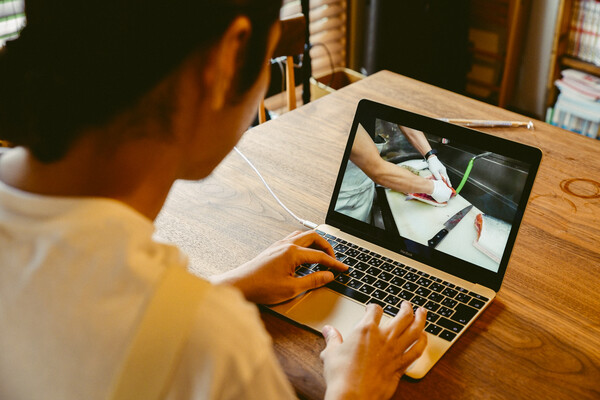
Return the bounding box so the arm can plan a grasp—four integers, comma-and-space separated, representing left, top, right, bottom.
567, 0, 600, 66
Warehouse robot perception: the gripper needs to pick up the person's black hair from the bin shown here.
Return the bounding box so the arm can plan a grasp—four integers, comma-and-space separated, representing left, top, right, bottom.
0, 0, 281, 162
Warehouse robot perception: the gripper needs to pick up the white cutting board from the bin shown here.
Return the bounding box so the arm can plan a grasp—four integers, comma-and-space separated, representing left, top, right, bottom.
385, 189, 500, 273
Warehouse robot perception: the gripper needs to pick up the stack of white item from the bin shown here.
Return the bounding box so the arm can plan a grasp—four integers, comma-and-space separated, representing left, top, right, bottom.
551, 69, 600, 139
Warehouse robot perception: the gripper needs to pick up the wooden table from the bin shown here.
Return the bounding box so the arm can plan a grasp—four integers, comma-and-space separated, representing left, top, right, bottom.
155, 71, 600, 399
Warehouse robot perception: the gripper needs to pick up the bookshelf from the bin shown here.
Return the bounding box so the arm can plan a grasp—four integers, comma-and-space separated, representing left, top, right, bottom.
546, 0, 600, 108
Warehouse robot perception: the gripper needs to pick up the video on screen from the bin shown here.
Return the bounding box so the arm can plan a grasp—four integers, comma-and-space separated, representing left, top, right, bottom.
334, 118, 530, 273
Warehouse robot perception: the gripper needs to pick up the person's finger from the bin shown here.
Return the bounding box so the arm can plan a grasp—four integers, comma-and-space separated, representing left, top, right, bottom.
431, 170, 442, 181
385, 301, 415, 335
442, 172, 452, 187
393, 307, 427, 350
397, 332, 428, 371
295, 270, 335, 291
358, 302, 384, 329
320, 325, 343, 361
295, 246, 348, 272
288, 230, 336, 258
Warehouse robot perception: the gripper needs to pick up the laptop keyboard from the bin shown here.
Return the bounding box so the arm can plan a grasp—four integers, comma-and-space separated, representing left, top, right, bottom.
295, 231, 489, 342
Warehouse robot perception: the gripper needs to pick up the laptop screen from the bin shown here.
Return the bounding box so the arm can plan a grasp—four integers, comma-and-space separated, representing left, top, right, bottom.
326, 100, 542, 291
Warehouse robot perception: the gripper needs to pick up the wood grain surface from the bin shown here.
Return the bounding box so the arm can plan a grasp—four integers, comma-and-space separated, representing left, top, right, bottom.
155, 71, 600, 400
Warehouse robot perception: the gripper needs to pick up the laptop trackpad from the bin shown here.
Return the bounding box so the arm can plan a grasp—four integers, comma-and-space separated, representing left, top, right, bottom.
285, 288, 389, 339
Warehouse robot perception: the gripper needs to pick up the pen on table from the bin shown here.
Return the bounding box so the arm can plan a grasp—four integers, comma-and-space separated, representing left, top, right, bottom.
439, 118, 535, 130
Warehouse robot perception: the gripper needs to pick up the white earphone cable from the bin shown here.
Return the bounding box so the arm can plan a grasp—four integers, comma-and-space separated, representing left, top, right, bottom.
233, 146, 318, 230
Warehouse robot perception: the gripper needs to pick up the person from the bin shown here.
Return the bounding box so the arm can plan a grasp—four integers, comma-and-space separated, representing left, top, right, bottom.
0, 1, 427, 399
336, 122, 453, 222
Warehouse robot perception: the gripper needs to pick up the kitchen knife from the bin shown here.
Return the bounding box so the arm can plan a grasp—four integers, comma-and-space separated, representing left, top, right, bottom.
427, 204, 473, 248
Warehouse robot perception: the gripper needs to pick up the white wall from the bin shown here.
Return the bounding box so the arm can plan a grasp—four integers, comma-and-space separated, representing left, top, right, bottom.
511, 0, 560, 119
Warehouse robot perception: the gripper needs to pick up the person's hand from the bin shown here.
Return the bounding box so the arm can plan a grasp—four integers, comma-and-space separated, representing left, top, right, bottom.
430, 179, 453, 203
211, 230, 348, 305
427, 155, 452, 186
320, 302, 428, 400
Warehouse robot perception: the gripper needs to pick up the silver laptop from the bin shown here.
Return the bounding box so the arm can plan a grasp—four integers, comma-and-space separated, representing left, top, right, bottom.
271, 99, 542, 379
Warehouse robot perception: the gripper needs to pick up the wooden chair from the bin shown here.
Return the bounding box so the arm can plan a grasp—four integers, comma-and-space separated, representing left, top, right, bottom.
258, 14, 306, 124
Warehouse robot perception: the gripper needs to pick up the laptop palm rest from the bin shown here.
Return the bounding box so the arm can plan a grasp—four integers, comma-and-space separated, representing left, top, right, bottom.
280, 288, 390, 340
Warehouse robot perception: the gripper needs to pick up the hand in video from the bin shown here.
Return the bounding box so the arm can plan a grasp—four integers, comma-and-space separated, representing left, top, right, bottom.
320, 302, 428, 400
211, 230, 347, 305
427, 155, 452, 186
430, 179, 454, 203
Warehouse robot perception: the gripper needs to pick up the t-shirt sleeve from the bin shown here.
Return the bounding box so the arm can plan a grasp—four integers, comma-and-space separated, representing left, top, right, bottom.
165, 283, 297, 400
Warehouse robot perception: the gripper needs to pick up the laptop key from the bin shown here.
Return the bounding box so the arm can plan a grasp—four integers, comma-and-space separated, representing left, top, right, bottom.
334, 244, 349, 253
390, 277, 406, 287
371, 289, 387, 300
439, 330, 457, 342
469, 292, 490, 302
368, 298, 386, 308
355, 262, 369, 272
425, 323, 442, 335
402, 281, 418, 292
438, 306, 454, 317
295, 266, 311, 276
366, 267, 381, 277
335, 252, 347, 262
428, 292, 444, 303
345, 248, 360, 258
361, 274, 377, 285
424, 301, 440, 313
383, 305, 399, 317
430, 282, 444, 292
398, 290, 414, 301
405, 272, 419, 282
347, 279, 363, 290
367, 258, 383, 267
455, 293, 472, 303
384, 295, 400, 306
415, 286, 431, 297
326, 281, 369, 304
441, 298, 458, 308
359, 284, 375, 295
426, 312, 440, 323
391, 267, 406, 277
356, 253, 371, 262
373, 279, 389, 290
379, 271, 394, 281
381, 262, 394, 272
442, 288, 458, 298
469, 298, 486, 309
438, 317, 464, 334
385, 285, 402, 295
412, 295, 427, 306
451, 303, 479, 325
344, 257, 358, 267
335, 274, 350, 284
349, 269, 365, 280
417, 277, 432, 287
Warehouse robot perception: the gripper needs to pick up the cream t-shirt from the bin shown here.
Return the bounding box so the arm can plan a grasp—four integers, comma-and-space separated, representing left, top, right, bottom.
0, 181, 295, 400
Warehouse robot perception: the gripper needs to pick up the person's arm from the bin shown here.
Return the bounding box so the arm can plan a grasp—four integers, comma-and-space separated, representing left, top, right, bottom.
398, 126, 432, 157
210, 230, 348, 305
321, 302, 428, 399
399, 125, 452, 186
351, 126, 447, 197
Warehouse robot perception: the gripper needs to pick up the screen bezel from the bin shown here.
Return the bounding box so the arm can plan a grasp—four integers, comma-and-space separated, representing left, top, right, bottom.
325, 99, 542, 292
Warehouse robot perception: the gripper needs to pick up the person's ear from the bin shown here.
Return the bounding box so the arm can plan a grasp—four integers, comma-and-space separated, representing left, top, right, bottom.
204, 16, 251, 111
